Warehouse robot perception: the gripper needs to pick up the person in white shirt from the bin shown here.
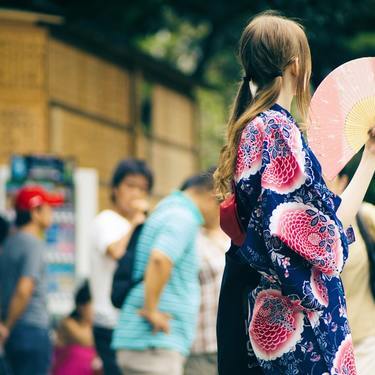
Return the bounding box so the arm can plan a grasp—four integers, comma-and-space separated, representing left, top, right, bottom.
89, 158, 153, 375
181, 172, 230, 375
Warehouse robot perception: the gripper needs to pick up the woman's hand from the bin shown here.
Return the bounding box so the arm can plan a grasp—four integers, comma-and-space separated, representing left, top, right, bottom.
363, 127, 375, 159
138, 308, 171, 334
336, 126, 375, 229
129, 199, 149, 226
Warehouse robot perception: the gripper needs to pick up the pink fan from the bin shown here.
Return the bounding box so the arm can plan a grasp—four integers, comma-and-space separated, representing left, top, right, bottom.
307, 57, 375, 180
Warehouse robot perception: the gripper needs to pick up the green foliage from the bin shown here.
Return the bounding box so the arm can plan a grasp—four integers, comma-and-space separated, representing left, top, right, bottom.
8, 0, 374, 199
346, 32, 375, 55
197, 88, 229, 169
17, 0, 375, 86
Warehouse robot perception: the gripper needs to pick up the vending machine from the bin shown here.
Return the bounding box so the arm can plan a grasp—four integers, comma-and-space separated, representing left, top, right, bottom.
0, 155, 98, 317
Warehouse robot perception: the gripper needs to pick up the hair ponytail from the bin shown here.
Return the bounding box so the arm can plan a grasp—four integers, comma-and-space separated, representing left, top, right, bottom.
214, 80, 254, 199
232, 79, 253, 123
215, 76, 283, 200
214, 12, 311, 200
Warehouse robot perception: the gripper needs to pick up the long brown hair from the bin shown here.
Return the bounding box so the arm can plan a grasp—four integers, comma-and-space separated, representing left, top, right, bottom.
214, 11, 312, 200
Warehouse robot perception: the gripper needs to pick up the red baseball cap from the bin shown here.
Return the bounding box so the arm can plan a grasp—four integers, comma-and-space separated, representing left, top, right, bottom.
15, 186, 64, 211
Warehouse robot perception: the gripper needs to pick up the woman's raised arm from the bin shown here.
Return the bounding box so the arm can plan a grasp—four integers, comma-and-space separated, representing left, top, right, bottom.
337, 128, 375, 229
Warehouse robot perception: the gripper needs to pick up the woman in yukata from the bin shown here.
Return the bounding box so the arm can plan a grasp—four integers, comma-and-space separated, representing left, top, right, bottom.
215, 11, 375, 375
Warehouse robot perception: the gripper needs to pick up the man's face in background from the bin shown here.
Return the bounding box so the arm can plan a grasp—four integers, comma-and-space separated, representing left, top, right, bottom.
32, 204, 54, 230
198, 189, 220, 229
113, 174, 150, 217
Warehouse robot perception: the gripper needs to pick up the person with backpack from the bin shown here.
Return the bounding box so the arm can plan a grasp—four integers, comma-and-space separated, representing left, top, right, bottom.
329, 168, 375, 375
111, 170, 218, 375
89, 159, 153, 375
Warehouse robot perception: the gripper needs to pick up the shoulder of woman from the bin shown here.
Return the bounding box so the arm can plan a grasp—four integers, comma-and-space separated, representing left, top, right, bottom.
242, 110, 289, 142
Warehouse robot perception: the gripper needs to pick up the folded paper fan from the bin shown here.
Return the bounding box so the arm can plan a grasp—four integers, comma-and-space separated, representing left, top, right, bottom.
307, 57, 375, 180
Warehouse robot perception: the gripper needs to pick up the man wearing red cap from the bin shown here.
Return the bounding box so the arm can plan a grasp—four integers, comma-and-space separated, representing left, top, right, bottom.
0, 185, 63, 375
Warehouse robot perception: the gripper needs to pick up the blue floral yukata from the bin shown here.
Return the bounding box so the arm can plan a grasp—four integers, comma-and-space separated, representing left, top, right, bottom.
234, 103, 357, 374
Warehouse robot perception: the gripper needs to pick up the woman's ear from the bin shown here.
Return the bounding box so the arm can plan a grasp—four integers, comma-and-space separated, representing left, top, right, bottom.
290, 57, 299, 77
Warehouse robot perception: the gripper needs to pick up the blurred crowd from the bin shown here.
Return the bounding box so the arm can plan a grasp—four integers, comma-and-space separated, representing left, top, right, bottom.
0, 157, 374, 375
0, 158, 228, 375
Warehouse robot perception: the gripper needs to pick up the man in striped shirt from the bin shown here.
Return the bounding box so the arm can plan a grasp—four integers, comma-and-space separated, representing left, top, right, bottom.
112, 170, 218, 375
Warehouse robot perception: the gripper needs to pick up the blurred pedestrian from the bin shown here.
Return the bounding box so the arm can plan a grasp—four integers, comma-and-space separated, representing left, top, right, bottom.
52, 280, 102, 375
0, 215, 9, 251
0, 214, 10, 375
89, 159, 153, 375
329, 169, 375, 375
112, 169, 218, 375
181, 174, 230, 375
0, 186, 64, 375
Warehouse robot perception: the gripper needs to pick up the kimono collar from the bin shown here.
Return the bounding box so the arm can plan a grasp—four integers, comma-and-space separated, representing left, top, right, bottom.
270, 103, 293, 118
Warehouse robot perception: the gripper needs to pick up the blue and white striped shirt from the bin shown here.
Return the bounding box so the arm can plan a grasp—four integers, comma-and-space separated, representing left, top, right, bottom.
112, 191, 203, 356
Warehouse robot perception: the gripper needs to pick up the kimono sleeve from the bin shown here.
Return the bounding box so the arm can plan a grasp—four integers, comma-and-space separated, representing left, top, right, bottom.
261, 116, 350, 278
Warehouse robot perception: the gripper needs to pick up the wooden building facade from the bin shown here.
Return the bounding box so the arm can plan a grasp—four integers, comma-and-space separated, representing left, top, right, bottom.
0, 9, 199, 208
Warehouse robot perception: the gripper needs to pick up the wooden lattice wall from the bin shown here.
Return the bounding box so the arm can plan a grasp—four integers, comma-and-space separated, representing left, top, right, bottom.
0, 13, 199, 209
48, 38, 133, 208
0, 21, 48, 161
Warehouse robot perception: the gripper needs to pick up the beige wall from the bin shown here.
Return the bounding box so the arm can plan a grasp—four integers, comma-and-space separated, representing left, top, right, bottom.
0, 17, 198, 210
150, 142, 196, 196
47, 38, 134, 208
0, 22, 48, 162
48, 39, 131, 126
152, 85, 195, 148
149, 85, 198, 197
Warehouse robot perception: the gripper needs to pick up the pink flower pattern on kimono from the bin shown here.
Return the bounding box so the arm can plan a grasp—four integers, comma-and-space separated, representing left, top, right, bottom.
234, 104, 356, 374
